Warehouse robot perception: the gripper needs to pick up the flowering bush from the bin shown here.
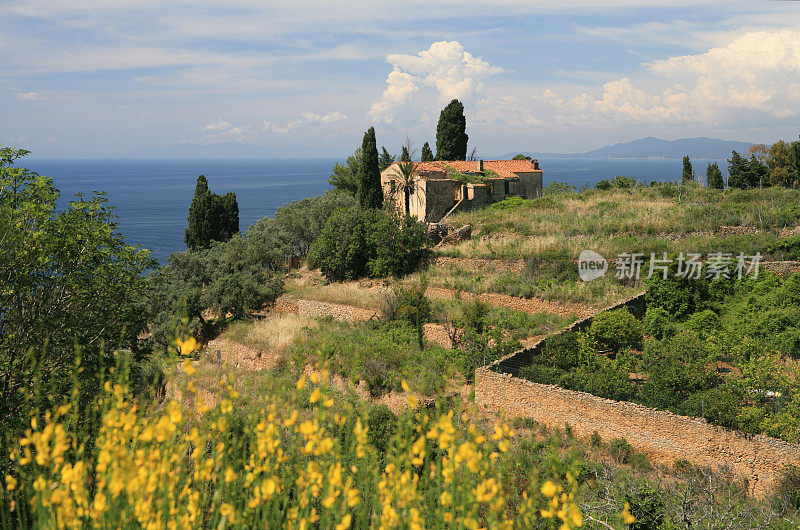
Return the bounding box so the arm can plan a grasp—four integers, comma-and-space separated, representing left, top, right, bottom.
1, 337, 647, 529
0, 352, 627, 529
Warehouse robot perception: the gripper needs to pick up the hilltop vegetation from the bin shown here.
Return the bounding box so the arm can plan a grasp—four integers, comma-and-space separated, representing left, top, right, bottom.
8, 132, 800, 528
432, 183, 800, 307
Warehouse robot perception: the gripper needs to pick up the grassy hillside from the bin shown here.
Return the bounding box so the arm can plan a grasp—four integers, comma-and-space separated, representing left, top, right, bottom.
422, 185, 800, 307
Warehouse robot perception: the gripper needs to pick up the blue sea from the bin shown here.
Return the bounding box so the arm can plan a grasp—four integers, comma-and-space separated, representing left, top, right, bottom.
23, 156, 727, 263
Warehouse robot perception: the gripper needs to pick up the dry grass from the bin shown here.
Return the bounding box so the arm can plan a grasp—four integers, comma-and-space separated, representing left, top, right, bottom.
227, 313, 319, 355
285, 276, 388, 309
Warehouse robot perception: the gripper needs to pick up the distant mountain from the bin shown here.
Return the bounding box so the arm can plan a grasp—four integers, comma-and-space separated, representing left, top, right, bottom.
506, 137, 755, 160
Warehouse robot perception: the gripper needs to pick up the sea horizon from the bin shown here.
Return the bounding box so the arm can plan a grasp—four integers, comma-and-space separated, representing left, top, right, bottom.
22, 156, 727, 263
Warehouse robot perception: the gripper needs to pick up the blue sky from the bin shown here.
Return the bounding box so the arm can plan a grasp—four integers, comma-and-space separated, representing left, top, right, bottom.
3, 1, 800, 157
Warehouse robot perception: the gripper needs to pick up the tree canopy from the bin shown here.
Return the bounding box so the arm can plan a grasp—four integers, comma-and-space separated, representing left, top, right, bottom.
378, 146, 395, 172
328, 148, 361, 196
421, 142, 434, 162
706, 162, 724, 190
681, 156, 694, 184
308, 208, 430, 281
184, 175, 239, 250
0, 146, 155, 434
435, 99, 469, 161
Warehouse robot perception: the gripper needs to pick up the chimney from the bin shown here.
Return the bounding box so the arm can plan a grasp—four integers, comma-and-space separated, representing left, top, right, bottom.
533, 158, 539, 170
479, 159, 484, 172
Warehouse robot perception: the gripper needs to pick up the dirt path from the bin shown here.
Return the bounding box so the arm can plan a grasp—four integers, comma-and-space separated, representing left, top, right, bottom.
425, 286, 595, 319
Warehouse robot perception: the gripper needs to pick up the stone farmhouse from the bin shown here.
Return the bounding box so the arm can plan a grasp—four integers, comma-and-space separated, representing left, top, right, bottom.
380, 159, 543, 223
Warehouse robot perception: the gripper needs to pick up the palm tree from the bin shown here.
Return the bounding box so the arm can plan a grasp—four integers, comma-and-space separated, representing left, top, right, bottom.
396, 160, 417, 216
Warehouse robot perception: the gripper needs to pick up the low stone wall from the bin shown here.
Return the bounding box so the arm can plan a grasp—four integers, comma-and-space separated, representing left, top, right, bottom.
274, 296, 379, 322
475, 369, 800, 497
490, 291, 646, 375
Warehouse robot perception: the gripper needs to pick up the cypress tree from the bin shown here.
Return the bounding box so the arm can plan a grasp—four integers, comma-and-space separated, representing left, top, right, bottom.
378, 146, 395, 172
747, 155, 768, 188
185, 175, 239, 250
401, 146, 411, 162
421, 142, 434, 162
681, 156, 694, 184
185, 175, 215, 250
218, 191, 240, 241
357, 127, 382, 209
706, 163, 724, 190
435, 99, 468, 160
790, 138, 800, 183
728, 151, 750, 189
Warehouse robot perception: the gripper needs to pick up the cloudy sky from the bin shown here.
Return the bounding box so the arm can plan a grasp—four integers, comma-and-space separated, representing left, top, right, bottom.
3, 1, 800, 157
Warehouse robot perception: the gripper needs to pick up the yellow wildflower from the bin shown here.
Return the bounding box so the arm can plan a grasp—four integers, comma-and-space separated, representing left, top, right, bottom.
177, 336, 201, 356
622, 502, 636, 524
335, 513, 352, 530
166, 401, 182, 424
181, 357, 196, 376
219, 503, 235, 523
541, 480, 558, 498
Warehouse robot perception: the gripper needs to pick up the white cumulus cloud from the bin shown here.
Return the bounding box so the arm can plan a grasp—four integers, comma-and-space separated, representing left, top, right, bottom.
530, 29, 800, 128
202, 118, 232, 131
369, 41, 503, 125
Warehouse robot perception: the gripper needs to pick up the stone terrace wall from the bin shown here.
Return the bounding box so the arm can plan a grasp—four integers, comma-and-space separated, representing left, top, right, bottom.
475, 368, 800, 497
274, 296, 380, 322
491, 291, 646, 375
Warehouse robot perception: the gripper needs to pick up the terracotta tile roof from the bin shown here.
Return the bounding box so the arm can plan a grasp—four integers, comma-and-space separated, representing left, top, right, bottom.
387, 159, 541, 180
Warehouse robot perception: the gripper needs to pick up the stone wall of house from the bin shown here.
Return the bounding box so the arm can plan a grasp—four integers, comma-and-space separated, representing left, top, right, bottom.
424, 179, 460, 222
475, 368, 800, 497
516, 171, 543, 198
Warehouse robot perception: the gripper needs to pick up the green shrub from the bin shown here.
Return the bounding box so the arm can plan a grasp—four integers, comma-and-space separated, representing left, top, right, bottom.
609, 437, 633, 463
639, 331, 719, 411
626, 483, 666, 529
385, 280, 431, 347
543, 181, 576, 196
511, 417, 540, 430
485, 196, 533, 211
766, 234, 800, 260
680, 387, 744, 428
369, 214, 431, 278
308, 208, 430, 281
590, 431, 603, 447
367, 404, 397, 455
559, 363, 636, 402
518, 364, 565, 385
589, 308, 643, 350
612, 175, 637, 188
524, 248, 577, 283
299, 322, 455, 397
595, 179, 611, 190
684, 309, 721, 338
542, 331, 582, 370
642, 307, 673, 339
776, 464, 800, 510
596, 176, 637, 190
